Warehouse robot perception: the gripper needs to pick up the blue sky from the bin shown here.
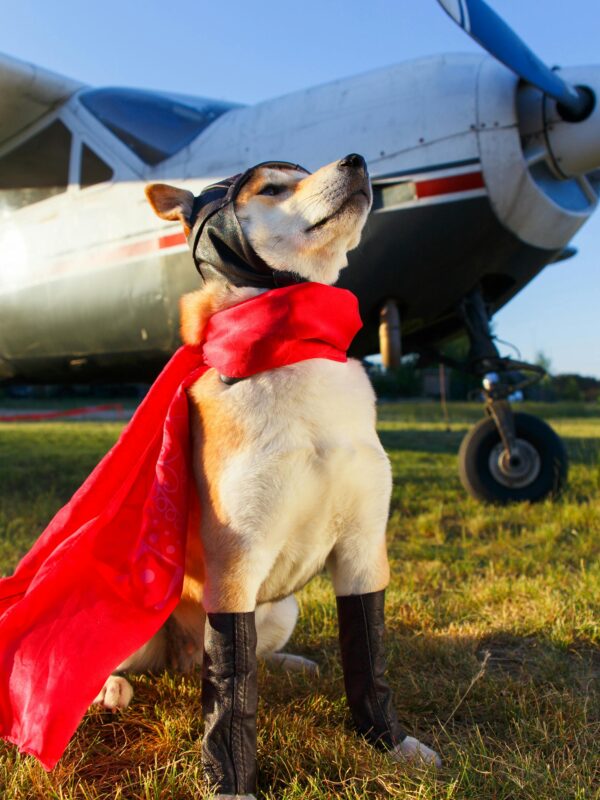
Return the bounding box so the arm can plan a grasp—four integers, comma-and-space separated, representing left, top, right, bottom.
1, 0, 599, 377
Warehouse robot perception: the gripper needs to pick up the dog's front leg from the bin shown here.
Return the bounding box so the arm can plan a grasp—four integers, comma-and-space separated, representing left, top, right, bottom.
336, 589, 402, 746
202, 610, 258, 799
329, 540, 441, 767
336, 590, 441, 767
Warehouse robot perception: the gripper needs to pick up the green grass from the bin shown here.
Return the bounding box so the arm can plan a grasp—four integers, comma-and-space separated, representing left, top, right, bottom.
0, 402, 598, 799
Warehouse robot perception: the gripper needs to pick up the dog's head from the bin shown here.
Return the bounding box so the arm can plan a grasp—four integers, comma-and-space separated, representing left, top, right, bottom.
146, 154, 372, 286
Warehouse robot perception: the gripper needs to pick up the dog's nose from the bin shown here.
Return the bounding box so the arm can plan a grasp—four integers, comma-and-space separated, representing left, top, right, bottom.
339, 153, 366, 171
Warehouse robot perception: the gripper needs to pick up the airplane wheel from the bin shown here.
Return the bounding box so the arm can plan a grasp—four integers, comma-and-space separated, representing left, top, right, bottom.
458, 412, 568, 504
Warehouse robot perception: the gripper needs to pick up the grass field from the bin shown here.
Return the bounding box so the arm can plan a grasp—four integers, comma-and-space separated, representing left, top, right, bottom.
0, 402, 598, 799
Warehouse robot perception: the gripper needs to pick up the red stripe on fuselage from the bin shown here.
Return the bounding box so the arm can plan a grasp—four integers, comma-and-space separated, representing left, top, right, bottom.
84, 230, 186, 265
41, 230, 188, 280
159, 231, 187, 249
415, 171, 485, 198
40, 172, 484, 282
0, 403, 124, 423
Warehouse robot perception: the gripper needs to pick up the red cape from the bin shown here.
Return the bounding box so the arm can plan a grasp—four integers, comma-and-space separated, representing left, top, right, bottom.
0, 282, 361, 769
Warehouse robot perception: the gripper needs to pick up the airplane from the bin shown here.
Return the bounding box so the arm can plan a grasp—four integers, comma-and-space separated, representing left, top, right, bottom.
0, 0, 598, 504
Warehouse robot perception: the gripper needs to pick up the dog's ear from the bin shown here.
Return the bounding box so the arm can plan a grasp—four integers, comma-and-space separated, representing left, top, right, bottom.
145, 183, 195, 234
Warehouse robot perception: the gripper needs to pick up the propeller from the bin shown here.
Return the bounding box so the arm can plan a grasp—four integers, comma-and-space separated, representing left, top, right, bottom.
437, 0, 594, 121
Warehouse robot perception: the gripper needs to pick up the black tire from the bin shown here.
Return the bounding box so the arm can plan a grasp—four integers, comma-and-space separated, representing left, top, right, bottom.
458, 412, 568, 504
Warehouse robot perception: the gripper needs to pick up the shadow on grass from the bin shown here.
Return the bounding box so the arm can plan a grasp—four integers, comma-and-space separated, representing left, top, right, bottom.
294, 624, 600, 723
0, 624, 596, 798
379, 428, 466, 456
244, 625, 600, 794
380, 428, 600, 467
562, 435, 600, 465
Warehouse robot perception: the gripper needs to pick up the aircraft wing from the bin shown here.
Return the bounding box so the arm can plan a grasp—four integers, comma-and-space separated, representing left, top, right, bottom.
0, 52, 83, 147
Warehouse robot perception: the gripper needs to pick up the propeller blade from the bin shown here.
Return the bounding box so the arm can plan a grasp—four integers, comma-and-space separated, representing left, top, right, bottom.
437, 0, 590, 118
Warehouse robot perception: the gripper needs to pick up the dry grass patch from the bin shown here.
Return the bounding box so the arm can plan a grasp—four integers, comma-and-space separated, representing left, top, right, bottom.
0, 402, 598, 798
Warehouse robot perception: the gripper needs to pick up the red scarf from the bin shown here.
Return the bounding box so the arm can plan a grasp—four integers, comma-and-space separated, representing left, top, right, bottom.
0, 282, 361, 769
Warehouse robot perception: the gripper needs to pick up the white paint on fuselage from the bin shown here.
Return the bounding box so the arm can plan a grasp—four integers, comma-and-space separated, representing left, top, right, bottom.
1, 51, 599, 368
1, 54, 486, 293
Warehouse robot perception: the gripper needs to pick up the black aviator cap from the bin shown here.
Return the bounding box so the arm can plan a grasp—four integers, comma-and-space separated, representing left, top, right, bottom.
187, 161, 310, 289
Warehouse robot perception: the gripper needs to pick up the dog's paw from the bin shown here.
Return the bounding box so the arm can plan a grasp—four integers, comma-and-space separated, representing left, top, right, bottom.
93, 675, 134, 712
391, 736, 441, 768
264, 652, 319, 675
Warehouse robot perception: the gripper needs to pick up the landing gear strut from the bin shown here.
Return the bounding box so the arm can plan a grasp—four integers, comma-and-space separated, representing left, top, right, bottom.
379, 299, 401, 370
454, 289, 567, 503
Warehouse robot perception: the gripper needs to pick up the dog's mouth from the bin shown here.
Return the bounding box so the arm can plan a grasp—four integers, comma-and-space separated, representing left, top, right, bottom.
305, 188, 370, 233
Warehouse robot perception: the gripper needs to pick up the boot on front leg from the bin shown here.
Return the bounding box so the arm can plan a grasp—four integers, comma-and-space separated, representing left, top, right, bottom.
202, 611, 258, 799
336, 589, 441, 767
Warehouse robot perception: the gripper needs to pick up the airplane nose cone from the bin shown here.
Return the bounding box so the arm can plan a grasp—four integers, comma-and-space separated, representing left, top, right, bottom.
339, 153, 366, 171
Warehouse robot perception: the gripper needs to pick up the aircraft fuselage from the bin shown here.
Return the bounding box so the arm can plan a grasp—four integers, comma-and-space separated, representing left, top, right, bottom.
0, 53, 598, 382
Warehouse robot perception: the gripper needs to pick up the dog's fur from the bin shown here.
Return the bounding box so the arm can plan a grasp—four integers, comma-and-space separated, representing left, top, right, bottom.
92, 158, 440, 780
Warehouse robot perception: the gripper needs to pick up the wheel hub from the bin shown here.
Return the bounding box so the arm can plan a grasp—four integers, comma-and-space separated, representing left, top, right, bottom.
488, 438, 541, 488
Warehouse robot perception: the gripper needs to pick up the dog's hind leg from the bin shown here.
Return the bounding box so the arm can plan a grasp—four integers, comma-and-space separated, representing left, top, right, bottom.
257, 596, 318, 674
93, 675, 134, 712
91, 625, 170, 712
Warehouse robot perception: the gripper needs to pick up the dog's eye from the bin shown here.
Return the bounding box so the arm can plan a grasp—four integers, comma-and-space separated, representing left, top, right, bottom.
259, 184, 285, 196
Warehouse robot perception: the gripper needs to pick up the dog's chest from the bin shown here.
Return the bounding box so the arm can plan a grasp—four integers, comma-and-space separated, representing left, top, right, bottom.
205, 358, 388, 601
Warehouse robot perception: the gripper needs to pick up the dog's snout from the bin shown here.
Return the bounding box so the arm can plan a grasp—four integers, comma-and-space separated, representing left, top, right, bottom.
339, 153, 366, 171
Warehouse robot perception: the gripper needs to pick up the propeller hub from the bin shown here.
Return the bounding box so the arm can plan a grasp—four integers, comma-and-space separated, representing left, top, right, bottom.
438, 0, 600, 156
544, 67, 600, 179
556, 85, 595, 123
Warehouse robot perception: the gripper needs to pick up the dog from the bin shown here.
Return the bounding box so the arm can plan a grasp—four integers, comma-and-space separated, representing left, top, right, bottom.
92, 154, 441, 797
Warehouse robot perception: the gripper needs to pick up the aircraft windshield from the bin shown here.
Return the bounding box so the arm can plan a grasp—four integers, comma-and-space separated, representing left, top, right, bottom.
79, 88, 240, 165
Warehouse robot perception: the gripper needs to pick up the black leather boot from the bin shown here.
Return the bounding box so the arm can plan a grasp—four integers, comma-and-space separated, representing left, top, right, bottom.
202, 611, 258, 796
336, 589, 407, 750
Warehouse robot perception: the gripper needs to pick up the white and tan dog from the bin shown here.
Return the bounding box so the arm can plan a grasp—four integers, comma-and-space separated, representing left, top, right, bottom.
93, 155, 440, 797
